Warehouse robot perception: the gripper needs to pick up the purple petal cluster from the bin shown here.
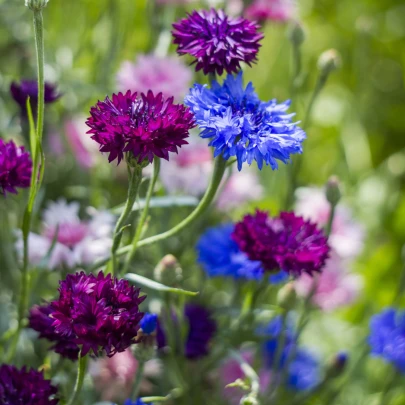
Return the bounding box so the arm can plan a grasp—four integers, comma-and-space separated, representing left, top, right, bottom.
86, 90, 195, 165
157, 303, 216, 359
10, 80, 60, 114
232, 211, 330, 276
0, 364, 59, 405
50, 271, 146, 357
172, 9, 263, 75
0, 139, 32, 196
29, 304, 80, 360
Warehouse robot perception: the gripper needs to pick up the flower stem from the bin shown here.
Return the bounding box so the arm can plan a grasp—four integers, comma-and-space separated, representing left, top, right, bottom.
131, 359, 146, 400
7, 7, 45, 363
67, 353, 88, 405
123, 158, 160, 273
110, 165, 143, 275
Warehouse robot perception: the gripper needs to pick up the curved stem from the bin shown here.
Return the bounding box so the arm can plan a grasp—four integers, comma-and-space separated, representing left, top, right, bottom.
67, 353, 88, 405
131, 359, 145, 400
122, 158, 160, 273
110, 165, 142, 275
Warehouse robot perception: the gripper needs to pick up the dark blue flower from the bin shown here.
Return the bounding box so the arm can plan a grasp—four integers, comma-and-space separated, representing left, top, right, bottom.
196, 224, 288, 282
261, 316, 320, 392
185, 72, 305, 171
124, 399, 148, 405
140, 313, 158, 335
369, 308, 405, 373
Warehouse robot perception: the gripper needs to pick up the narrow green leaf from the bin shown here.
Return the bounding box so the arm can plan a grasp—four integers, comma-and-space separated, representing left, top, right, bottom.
124, 273, 199, 296
26, 97, 36, 157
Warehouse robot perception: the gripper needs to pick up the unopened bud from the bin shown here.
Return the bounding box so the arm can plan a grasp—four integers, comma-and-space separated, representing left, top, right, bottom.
317, 49, 341, 76
25, 0, 49, 11
240, 394, 259, 405
277, 282, 297, 311
154, 254, 182, 286
288, 21, 306, 47
325, 352, 348, 379
325, 175, 342, 207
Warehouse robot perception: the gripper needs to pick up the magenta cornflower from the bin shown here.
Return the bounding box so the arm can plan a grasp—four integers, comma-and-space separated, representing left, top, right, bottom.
232, 211, 330, 277
50, 271, 146, 357
29, 304, 80, 360
172, 9, 263, 76
0, 139, 32, 196
86, 90, 195, 165
0, 364, 59, 405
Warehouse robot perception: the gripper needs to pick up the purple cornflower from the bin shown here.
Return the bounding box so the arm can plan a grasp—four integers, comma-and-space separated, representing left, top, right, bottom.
0, 139, 32, 196
50, 271, 146, 357
172, 9, 263, 76
0, 364, 59, 404
10, 80, 60, 114
157, 303, 216, 359
232, 211, 330, 277
29, 304, 80, 360
86, 91, 195, 165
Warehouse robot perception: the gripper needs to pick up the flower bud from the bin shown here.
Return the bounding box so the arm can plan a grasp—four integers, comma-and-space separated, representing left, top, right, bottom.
154, 254, 182, 286
317, 49, 342, 76
325, 175, 342, 207
277, 282, 297, 311
240, 394, 259, 405
325, 352, 348, 379
288, 21, 306, 47
25, 0, 49, 11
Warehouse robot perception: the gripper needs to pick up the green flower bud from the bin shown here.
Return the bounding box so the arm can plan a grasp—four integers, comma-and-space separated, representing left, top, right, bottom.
25, 0, 49, 11
325, 175, 342, 207
154, 254, 183, 286
317, 49, 342, 76
288, 21, 306, 47
277, 282, 297, 311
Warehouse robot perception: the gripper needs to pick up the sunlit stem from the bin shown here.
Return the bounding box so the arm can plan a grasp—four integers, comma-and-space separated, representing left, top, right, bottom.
67, 352, 88, 405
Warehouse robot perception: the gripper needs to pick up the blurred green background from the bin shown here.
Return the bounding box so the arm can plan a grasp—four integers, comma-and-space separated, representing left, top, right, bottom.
0, 0, 405, 403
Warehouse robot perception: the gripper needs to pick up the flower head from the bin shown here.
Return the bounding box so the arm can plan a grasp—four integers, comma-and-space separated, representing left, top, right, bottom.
29, 304, 80, 360
140, 313, 158, 335
124, 399, 148, 405
232, 211, 330, 276
86, 91, 195, 165
117, 54, 192, 101
245, 0, 296, 23
10, 80, 60, 114
50, 271, 145, 357
172, 9, 263, 76
369, 308, 405, 373
0, 139, 32, 196
0, 364, 59, 405
157, 303, 216, 359
185, 72, 305, 170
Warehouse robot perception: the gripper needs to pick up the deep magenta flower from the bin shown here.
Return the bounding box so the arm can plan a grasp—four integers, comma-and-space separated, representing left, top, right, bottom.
0, 364, 59, 405
29, 304, 80, 360
172, 9, 263, 76
232, 211, 330, 277
50, 271, 146, 357
10, 80, 61, 114
0, 139, 32, 196
86, 90, 195, 165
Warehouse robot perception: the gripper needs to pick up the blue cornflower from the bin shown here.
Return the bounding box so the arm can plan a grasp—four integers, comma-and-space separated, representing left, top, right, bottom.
124, 400, 148, 405
185, 72, 305, 171
369, 308, 405, 373
261, 316, 321, 392
140, 313, 158, 335
196, 224, 287, 282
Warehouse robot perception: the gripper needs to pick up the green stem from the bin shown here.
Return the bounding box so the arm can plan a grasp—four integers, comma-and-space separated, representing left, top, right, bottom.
378, 369, 399, 405
141, 396, 170, 403
67, 353, 88, 405
91, 156, 227, 270
123, 158, 160, 273
110, 165, 143, 275
7, 8, 45, 363
131, 360, 146, 400
325, 203, 336, 237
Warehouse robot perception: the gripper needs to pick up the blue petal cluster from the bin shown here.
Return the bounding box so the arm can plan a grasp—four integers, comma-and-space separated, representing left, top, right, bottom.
196, 224, 287, 282
140, 313, 158, 335
369, 308, 405, 373
185, 72, 305, 171
261, 316, 321, 392
124, 399, 148, 405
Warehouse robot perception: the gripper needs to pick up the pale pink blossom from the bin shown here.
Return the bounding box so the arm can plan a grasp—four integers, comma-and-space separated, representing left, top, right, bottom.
117, 54, 192, 101
156, 0, 194, 4
15, 199, 114, 269
294, 252, 363, 311
295, 187, 364, 259
245, 0, 296, 22
89, 351, 160, 402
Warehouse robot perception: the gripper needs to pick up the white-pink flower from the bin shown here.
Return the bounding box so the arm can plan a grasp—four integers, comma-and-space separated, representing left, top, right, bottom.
295, 187, 364, 259
245, 0, 296, 22
117, 54, 192, 101
15, 199, 114, 269
294, 252, 363, 311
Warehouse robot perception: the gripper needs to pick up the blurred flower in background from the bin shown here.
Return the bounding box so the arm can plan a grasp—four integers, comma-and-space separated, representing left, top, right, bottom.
15, 199, 114, 269
117, 54, 192, 101
245, 0, 296, 23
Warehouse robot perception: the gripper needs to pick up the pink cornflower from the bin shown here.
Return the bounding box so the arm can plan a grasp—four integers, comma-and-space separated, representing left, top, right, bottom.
245, 0, 296, 23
